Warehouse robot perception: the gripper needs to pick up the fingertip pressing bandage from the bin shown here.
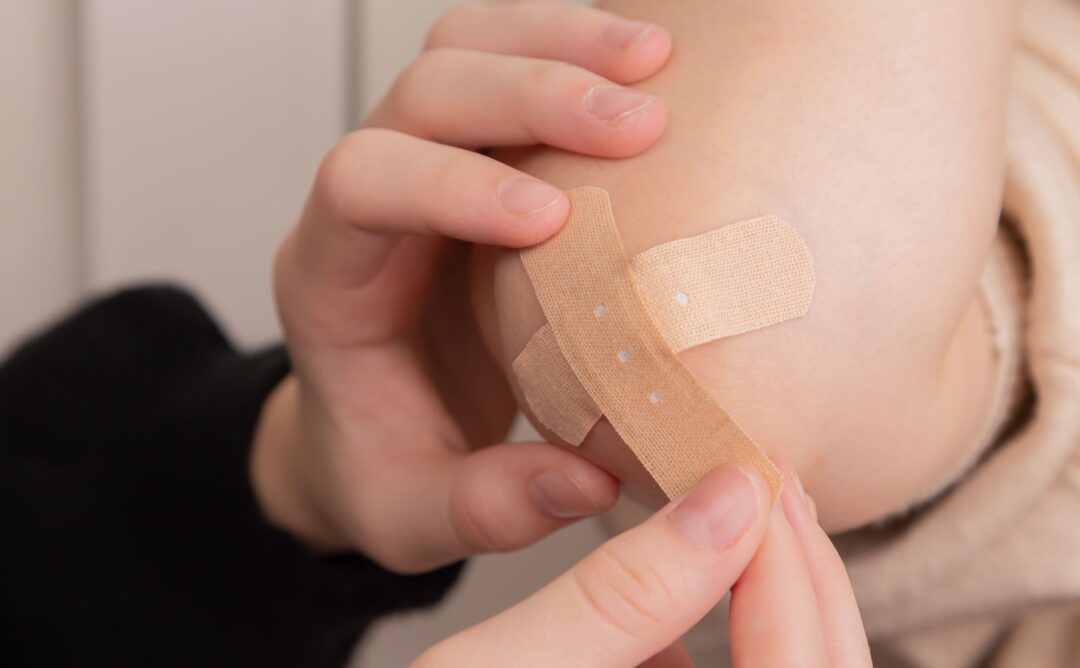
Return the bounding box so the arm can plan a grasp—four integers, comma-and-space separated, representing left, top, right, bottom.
514, 187, 816, 500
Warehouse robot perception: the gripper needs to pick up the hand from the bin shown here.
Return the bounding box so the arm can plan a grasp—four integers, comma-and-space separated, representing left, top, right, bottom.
251, 1, 672, 570
416, 465, 872, 667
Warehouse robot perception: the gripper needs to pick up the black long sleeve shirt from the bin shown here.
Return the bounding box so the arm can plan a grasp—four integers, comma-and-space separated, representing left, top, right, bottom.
0, 287, 463, 667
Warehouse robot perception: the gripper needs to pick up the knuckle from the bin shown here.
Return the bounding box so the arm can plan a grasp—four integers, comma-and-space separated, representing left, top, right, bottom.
526, 59, 584, 94
422, 3, 483, 50
382, 50, 441, 126
572, 541, 676, 642
348, 506, 428, 575
429, 145, 472, 189
448, 476, 520, 554
313, 129, 376, 220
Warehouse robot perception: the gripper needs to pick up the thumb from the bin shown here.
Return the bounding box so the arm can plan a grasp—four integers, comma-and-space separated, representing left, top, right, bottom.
416, 463, 771, 668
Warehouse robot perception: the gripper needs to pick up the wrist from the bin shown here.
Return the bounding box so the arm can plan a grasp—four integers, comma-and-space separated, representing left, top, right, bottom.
250, 374, 349, 552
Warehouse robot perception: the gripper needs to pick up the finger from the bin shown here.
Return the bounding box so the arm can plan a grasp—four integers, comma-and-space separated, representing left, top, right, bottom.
639, 639, 695, 668
368, 49, 666, 158
424, 1, 672, 83
420, 464, 771, 666
779, 465, 872, 667
293, 128, 568, 291
353, 441, 620, 574
728, 494, 829, 668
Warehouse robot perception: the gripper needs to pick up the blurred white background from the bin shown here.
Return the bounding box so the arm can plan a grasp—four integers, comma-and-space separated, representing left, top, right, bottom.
0, 1, 607, 666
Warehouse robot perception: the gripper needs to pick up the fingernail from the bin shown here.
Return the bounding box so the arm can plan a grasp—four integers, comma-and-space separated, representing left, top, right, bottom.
498, 177, 564, 217
791, 467, 807, 500
528, 470, 602, 519
780, 467, 814, 526
602, 18, 653, 49
585, 85, 657, 122
669, 464, 761, 550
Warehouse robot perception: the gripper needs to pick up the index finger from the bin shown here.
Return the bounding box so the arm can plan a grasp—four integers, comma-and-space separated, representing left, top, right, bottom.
293, 128, 568, 291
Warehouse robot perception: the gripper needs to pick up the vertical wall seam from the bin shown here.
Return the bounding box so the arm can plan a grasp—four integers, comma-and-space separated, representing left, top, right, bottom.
70, 0, 89, 294
343, 0, 362, 131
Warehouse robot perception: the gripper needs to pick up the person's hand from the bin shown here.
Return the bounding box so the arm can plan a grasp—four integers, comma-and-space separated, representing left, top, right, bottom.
252, 1, 672, 569
415, 464, 872, 667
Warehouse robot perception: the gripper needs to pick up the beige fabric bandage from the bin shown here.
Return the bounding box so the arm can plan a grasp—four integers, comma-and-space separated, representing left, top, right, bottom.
515, 208, 816, 447
516, 186, 816, 499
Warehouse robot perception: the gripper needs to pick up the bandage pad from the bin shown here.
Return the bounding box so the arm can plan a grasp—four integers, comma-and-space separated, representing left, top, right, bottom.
517, 187, 816, 499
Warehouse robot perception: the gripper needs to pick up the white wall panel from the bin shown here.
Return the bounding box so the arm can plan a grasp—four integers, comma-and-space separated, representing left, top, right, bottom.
3, 1, 607, 663
0, 1, 81, 353
354, 0, 463, 118
81, 0, 348, 345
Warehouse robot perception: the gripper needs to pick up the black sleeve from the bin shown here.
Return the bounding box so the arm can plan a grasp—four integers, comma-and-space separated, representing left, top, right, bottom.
0, 286, 464, 668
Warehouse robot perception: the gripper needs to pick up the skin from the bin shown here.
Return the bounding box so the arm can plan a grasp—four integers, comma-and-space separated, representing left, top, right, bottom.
250, 1, 870, 663
419, 464, 871, 667
471, 0, 1017, 531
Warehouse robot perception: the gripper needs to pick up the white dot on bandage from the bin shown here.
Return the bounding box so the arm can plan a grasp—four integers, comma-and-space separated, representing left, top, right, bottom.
617, 349, 631, 363
675, 291, 689, 307
594, 304, 606, 317
648, 391, 662, 405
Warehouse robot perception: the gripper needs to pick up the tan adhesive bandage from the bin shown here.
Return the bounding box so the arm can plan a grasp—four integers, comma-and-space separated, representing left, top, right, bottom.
515, 212, 816, 447
516, 187, 816, 499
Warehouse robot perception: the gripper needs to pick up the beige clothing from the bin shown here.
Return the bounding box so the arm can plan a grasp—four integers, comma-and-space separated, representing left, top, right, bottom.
604, 1, 1080, 665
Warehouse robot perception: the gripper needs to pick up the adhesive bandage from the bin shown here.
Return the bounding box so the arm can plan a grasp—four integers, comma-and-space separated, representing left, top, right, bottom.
514, 187, 815, 499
